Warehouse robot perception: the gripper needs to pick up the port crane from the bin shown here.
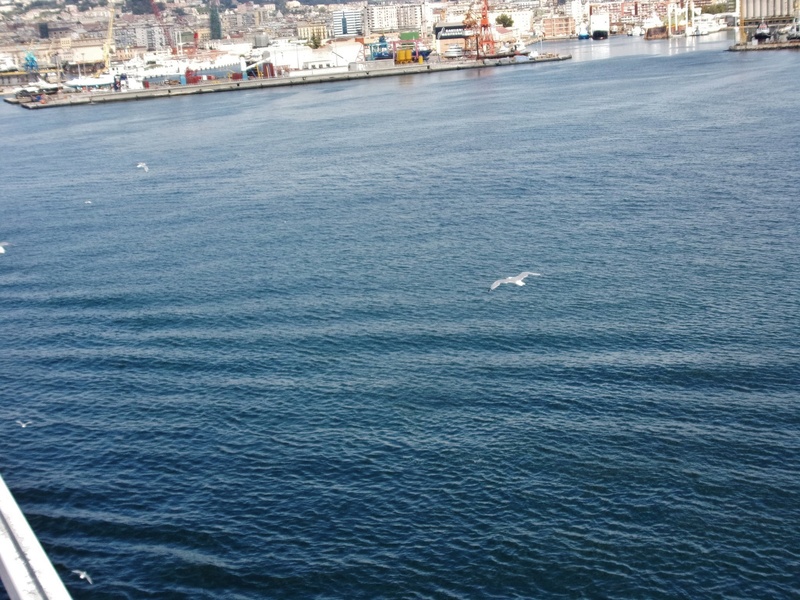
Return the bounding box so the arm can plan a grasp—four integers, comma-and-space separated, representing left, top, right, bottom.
476, 0, 496, 56
150, 0, 177, 54
103, 0, 115, 70
462, 0, 496, 58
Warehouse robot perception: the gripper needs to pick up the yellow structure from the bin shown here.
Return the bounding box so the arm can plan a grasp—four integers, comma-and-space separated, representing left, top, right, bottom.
297, 23, 329, 41
103, 0, 116, 70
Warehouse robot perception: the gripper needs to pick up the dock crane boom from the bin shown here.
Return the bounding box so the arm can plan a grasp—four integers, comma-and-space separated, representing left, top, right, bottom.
103, 0, 115, 70
462, 0, 495, 58
477, 0, 496, 56
150, 0, 177, 54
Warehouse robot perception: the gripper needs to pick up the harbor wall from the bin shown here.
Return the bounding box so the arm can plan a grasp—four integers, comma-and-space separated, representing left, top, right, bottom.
6, 54, 570, 110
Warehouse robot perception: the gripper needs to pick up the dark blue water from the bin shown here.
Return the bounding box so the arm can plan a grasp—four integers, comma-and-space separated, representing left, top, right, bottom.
1, 32, 799, 599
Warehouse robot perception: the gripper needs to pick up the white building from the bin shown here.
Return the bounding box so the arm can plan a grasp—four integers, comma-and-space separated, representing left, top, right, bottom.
364, 3, 432, 35
366, 4, 399, 32
396, 4, 425, 31
332, 10, 363, 37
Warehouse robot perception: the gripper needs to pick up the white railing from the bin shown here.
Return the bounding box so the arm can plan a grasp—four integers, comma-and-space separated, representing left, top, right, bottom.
0, 473, 72, 600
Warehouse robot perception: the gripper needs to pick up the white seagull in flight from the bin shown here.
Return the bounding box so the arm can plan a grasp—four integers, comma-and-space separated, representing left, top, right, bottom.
72, 570, 93, 584
137, 162, 149, 172
0, 242, 9, 254
489, 271, 541, 291
16, 420, 31, 428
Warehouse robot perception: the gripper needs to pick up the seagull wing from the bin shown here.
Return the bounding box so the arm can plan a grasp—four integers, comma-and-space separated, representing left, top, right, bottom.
72, 570, 93, 583
490, 277, 512, 291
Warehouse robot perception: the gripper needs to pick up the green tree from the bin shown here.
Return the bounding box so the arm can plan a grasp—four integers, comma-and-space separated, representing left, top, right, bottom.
702, 3, 730, 13
308, 33, 322, 49
495, 13, 513, 27
209, 4, 222, 39
126, 0, 150, 15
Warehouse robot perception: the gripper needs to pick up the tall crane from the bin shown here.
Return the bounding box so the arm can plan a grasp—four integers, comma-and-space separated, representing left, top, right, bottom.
476, 0, 496, 56
462, 0, 495, 58
103, 0, 115, 71
150, 0, 177, 54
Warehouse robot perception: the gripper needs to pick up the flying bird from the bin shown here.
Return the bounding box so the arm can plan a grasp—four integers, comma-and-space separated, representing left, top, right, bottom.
489, 271, 541, 291
137, 162, 149, 172
72, 570, 93, 585
0, 242, 9, 254
16, 420, 31, 428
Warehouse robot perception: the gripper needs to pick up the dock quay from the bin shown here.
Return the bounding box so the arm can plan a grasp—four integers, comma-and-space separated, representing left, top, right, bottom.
729, 40, 800, 51
4, 54, 569, 110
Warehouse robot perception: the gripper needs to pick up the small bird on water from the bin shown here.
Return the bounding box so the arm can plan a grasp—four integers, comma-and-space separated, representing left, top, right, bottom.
137, 162, 149, 172
0, 242, 9, 254
489, 271, 541, 291
72, 570, 93, 584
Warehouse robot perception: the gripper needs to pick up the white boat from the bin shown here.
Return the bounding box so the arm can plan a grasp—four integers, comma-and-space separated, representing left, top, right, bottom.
442, 44, 465, 58
106, 49, 245, 83
13, 78, 61, 98
785, 19, 800, 40
63, 74, 116, 89
64, 71, 144, 91
642, 13, 663, 31
754, 20, 771, 41
589, 13, 610, 40
578, 23, 591, 39
0, 55, 19, 72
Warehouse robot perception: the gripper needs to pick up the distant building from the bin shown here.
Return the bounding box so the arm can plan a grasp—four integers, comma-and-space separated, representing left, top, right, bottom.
396, 4, 425, 32
254, 7, 276, 28
542, 15, 575, 37
116, 25, 151, 50
297, 22, 330, 40
221, 10, 255, 34
332, 10, 363, 37
365, 4, 399, 33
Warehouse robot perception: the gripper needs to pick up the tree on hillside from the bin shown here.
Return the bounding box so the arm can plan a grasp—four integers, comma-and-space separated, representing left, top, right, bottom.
209, 4, 222, 39
495, 13, 513, 27
702, 3, 730, 13
125, 0, 150, 15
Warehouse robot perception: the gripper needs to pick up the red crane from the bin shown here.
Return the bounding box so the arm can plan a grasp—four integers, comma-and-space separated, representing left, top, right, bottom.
476, 0, 496, 56
463, 0, 496, 58
149, 0, 177, 54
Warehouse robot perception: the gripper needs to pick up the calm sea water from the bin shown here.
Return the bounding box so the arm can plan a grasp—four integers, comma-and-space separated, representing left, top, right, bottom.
1, 32, 799, 599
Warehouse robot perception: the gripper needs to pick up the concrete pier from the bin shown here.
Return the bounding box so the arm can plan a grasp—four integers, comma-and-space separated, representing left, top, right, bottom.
5, 54, 570, 110
729, 40, 800, 50
0, 473, 72, 600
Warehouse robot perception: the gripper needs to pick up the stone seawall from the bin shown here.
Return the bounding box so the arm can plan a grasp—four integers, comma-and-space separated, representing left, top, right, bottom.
5, 55, 570, 110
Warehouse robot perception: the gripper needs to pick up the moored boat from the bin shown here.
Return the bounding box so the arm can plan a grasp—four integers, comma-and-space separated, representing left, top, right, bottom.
442, 44, 465, 58
590, 13, 610, 40
754, 20, 771, 41
645, 26, 669, 39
